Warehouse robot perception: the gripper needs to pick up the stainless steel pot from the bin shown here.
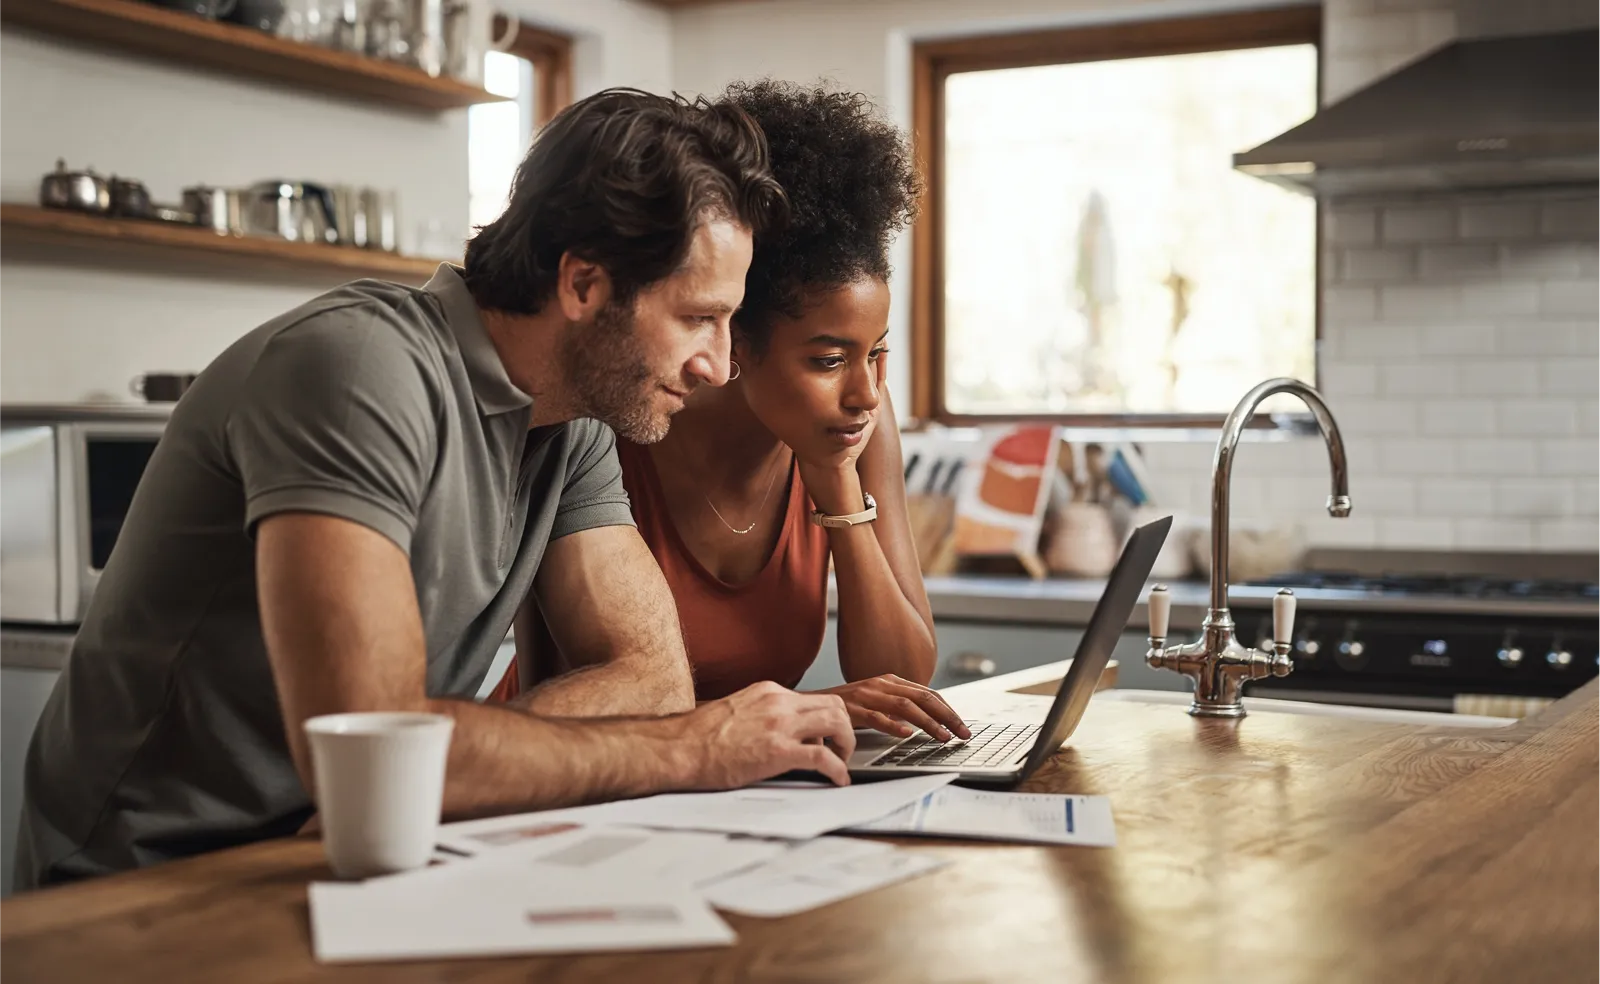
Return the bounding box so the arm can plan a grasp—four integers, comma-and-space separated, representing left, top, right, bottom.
109, 177, 153, 219
182, 185, 244, 236
39, 159, 110, 214
242, 181, 336, 244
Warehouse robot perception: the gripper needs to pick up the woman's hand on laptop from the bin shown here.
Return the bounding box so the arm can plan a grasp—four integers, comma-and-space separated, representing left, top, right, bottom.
684, 682, 857, 787
816, 675, 971, 743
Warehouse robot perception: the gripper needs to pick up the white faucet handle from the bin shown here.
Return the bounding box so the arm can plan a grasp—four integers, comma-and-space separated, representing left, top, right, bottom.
1273, 589, 1297, 650
1148, 584, 1170, 640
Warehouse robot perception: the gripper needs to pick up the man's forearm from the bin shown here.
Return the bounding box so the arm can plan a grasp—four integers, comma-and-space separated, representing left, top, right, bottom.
511, 655, 694, 718
425, 696, 698, 819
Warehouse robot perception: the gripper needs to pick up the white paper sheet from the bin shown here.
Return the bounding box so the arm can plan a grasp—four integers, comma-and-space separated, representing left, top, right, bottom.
426, 823, 790, 891
438, 773, 958, 843
309, 867, 734, 963
700, 837, 949, 918
848, 786, 1116, 847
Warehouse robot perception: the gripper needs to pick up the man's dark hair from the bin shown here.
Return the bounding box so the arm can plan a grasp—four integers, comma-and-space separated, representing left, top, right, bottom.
463, 87, 788, 314
723, 80, 922, 354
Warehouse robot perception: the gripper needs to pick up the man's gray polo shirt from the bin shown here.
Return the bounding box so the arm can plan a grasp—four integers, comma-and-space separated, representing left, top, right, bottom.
16, 265, 634, 889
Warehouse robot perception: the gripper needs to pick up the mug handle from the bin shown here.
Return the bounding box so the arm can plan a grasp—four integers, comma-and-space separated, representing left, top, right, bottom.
488, 12, 518, 52
129, 375, 147, 398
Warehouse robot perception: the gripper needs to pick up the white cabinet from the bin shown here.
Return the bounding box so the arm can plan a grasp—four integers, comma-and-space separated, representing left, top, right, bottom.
2, 666, 60, 898
797, 617, 1191, 694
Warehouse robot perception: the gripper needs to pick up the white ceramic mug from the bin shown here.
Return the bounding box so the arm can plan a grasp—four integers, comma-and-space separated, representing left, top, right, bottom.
304, 712, 454, 880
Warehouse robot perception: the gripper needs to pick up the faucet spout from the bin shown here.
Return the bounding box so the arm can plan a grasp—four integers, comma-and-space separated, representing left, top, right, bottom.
1209, 377, 1350, 613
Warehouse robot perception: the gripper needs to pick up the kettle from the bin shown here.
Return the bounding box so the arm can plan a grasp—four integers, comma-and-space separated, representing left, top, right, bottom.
242, 181, 336, 244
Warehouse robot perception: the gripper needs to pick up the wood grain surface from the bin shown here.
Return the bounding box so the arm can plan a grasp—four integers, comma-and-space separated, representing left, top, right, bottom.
4, 681, 1595, 984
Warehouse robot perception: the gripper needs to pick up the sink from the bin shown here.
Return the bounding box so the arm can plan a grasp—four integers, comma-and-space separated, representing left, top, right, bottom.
1097, 689, 1517, 728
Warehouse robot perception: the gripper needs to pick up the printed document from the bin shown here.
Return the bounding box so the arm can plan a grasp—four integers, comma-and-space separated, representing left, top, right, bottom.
849, 786, 1116, 847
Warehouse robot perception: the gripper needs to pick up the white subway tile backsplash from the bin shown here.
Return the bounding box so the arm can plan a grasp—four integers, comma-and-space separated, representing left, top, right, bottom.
1500, 243, 1584, 279
1382, 204, 1455, 243
1580, 400, 1599, 436
1539, 438, 1598, 477
1540, 281, 1599, 317
1460, 282, 1541, 316
1379, 438, 1457, 475
1454, 519, 1535, 550
1417, 479, 1495, 518
1455, 438, 1539, 475
1540, 200, 1599, 239
1414, 9, 1454, 47
1380, 361, 1455, 396
1324, 285, 1379, 323
1417, 244, 1498, 279
1453, 360, 1540, 396
1499, 321, 1595, 357
1421, 399, 1495, 436
1335, 399, 1421, 436
1381, 285, 1460, 321
1540, 360, 1599, 395
1303, 515, 1379, 548
1577, 479, 1600, 516
1419, 323, 1497, 356
1342, 247, 1417, 282
1494, 479, 1574, 518
1459, 201, 1540, 239
1340, 325, 1418, 360
1534, 518, 1600, 550
1378, 517, 1456, 548
1350, 476, 1416, 515
1327, 207, 1377, 246
1319, 362, 1379, 397
1498, 399, 1578, 436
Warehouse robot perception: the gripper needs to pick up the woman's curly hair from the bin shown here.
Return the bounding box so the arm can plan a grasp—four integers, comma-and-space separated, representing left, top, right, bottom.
723, 80, 922, 354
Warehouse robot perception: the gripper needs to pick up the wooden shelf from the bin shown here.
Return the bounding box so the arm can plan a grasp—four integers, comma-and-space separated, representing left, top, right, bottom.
1, 0, 508, 112
1, 203, 451, 283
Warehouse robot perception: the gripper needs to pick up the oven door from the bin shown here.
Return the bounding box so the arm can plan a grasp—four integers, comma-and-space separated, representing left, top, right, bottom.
64, 422, 165, 624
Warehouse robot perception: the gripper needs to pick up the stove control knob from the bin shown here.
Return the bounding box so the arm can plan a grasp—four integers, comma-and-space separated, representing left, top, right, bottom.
1338, 640, 1365, 658
1497, 646, 1524, 668
1547, 648, 1573, 669
1296, 637, 1320, 657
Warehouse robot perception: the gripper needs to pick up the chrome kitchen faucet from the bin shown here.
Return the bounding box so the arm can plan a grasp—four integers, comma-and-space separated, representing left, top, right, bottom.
1146, 378, 1352, 718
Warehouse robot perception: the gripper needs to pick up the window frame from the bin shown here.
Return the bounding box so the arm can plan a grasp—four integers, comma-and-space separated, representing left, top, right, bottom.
492, 17, 574, 129
909, 6, 1324, 427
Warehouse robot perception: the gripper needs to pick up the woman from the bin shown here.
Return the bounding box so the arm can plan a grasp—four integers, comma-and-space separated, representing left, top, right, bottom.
500, 81, 967, 743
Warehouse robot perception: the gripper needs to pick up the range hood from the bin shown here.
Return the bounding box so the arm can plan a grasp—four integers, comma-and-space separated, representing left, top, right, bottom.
1235, 29, 1598, 197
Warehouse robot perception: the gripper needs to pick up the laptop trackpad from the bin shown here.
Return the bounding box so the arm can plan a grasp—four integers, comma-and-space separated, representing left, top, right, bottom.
847, 729, 902, 768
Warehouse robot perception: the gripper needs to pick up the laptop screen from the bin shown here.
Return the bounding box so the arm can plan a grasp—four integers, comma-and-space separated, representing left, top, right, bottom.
1016, 515, 1172, 780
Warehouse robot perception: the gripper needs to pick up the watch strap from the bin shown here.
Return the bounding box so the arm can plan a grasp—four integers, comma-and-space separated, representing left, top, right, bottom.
811, 492, 878, 528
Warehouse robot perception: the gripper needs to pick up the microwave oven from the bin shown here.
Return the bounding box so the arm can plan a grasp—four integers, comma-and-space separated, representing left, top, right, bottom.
1, 405, 170, 626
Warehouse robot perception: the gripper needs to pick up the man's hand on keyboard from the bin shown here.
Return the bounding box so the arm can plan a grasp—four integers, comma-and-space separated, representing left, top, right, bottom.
813, 675, 972, 742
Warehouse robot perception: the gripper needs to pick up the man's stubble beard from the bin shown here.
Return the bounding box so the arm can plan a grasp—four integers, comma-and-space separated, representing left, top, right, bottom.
561, 300, 675, 445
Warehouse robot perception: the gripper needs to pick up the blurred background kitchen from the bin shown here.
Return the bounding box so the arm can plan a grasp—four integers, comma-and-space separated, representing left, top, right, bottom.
1, 0, 1595, 893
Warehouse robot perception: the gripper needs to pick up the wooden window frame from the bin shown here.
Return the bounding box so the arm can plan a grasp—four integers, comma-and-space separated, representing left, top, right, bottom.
493, 16, 574, 128
909, 6, 1323, 427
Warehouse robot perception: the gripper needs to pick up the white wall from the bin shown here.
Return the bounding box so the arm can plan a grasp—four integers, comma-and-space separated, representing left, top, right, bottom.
0, 0, 669, 404
504, 0, 672, 98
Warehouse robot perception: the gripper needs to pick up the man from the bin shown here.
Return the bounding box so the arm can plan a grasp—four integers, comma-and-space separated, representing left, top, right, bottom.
16, 88, 855, 890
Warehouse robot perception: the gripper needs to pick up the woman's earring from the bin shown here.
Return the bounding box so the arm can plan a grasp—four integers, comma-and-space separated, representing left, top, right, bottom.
729, 360, 741, 381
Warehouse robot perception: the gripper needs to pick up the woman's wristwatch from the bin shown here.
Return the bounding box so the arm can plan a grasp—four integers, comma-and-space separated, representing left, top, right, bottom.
810, 492, 878, 528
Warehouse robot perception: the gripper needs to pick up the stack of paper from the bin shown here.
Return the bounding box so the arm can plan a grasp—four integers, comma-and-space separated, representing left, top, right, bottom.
308, 773, 1117, 963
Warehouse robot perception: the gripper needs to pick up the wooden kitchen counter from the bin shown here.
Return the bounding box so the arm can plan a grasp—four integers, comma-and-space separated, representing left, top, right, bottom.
4, 680, 1595, 984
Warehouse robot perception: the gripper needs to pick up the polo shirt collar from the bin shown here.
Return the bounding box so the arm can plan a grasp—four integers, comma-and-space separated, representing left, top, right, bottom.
424, 264, 533, 416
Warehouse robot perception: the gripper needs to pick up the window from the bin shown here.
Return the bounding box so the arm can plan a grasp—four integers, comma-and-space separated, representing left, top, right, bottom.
911, 8, 1321, 424
467, 20, 573, 235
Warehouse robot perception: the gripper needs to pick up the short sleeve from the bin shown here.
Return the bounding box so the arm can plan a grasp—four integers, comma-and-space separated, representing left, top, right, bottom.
550, 420, 636, 540
227, 305, 439, 553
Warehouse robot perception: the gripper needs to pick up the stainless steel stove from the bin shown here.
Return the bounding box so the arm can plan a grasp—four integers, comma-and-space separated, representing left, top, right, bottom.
1233, 572, 1598, 714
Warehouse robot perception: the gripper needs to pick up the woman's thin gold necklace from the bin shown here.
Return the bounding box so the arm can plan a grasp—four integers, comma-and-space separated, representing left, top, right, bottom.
700, 448, 786, 535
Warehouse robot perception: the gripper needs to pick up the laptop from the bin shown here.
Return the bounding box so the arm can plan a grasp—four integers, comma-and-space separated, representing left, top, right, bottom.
846, 515, 1172, 788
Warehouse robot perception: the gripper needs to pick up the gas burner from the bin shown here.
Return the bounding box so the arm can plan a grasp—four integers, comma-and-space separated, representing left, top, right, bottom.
1254, 572, 1600, 602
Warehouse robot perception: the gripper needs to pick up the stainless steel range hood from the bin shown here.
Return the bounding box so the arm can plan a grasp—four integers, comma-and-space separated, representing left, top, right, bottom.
1235, 29, 1598, 197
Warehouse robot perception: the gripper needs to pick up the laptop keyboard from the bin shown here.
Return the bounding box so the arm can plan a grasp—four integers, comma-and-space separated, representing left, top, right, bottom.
869, 721, 1038, 769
